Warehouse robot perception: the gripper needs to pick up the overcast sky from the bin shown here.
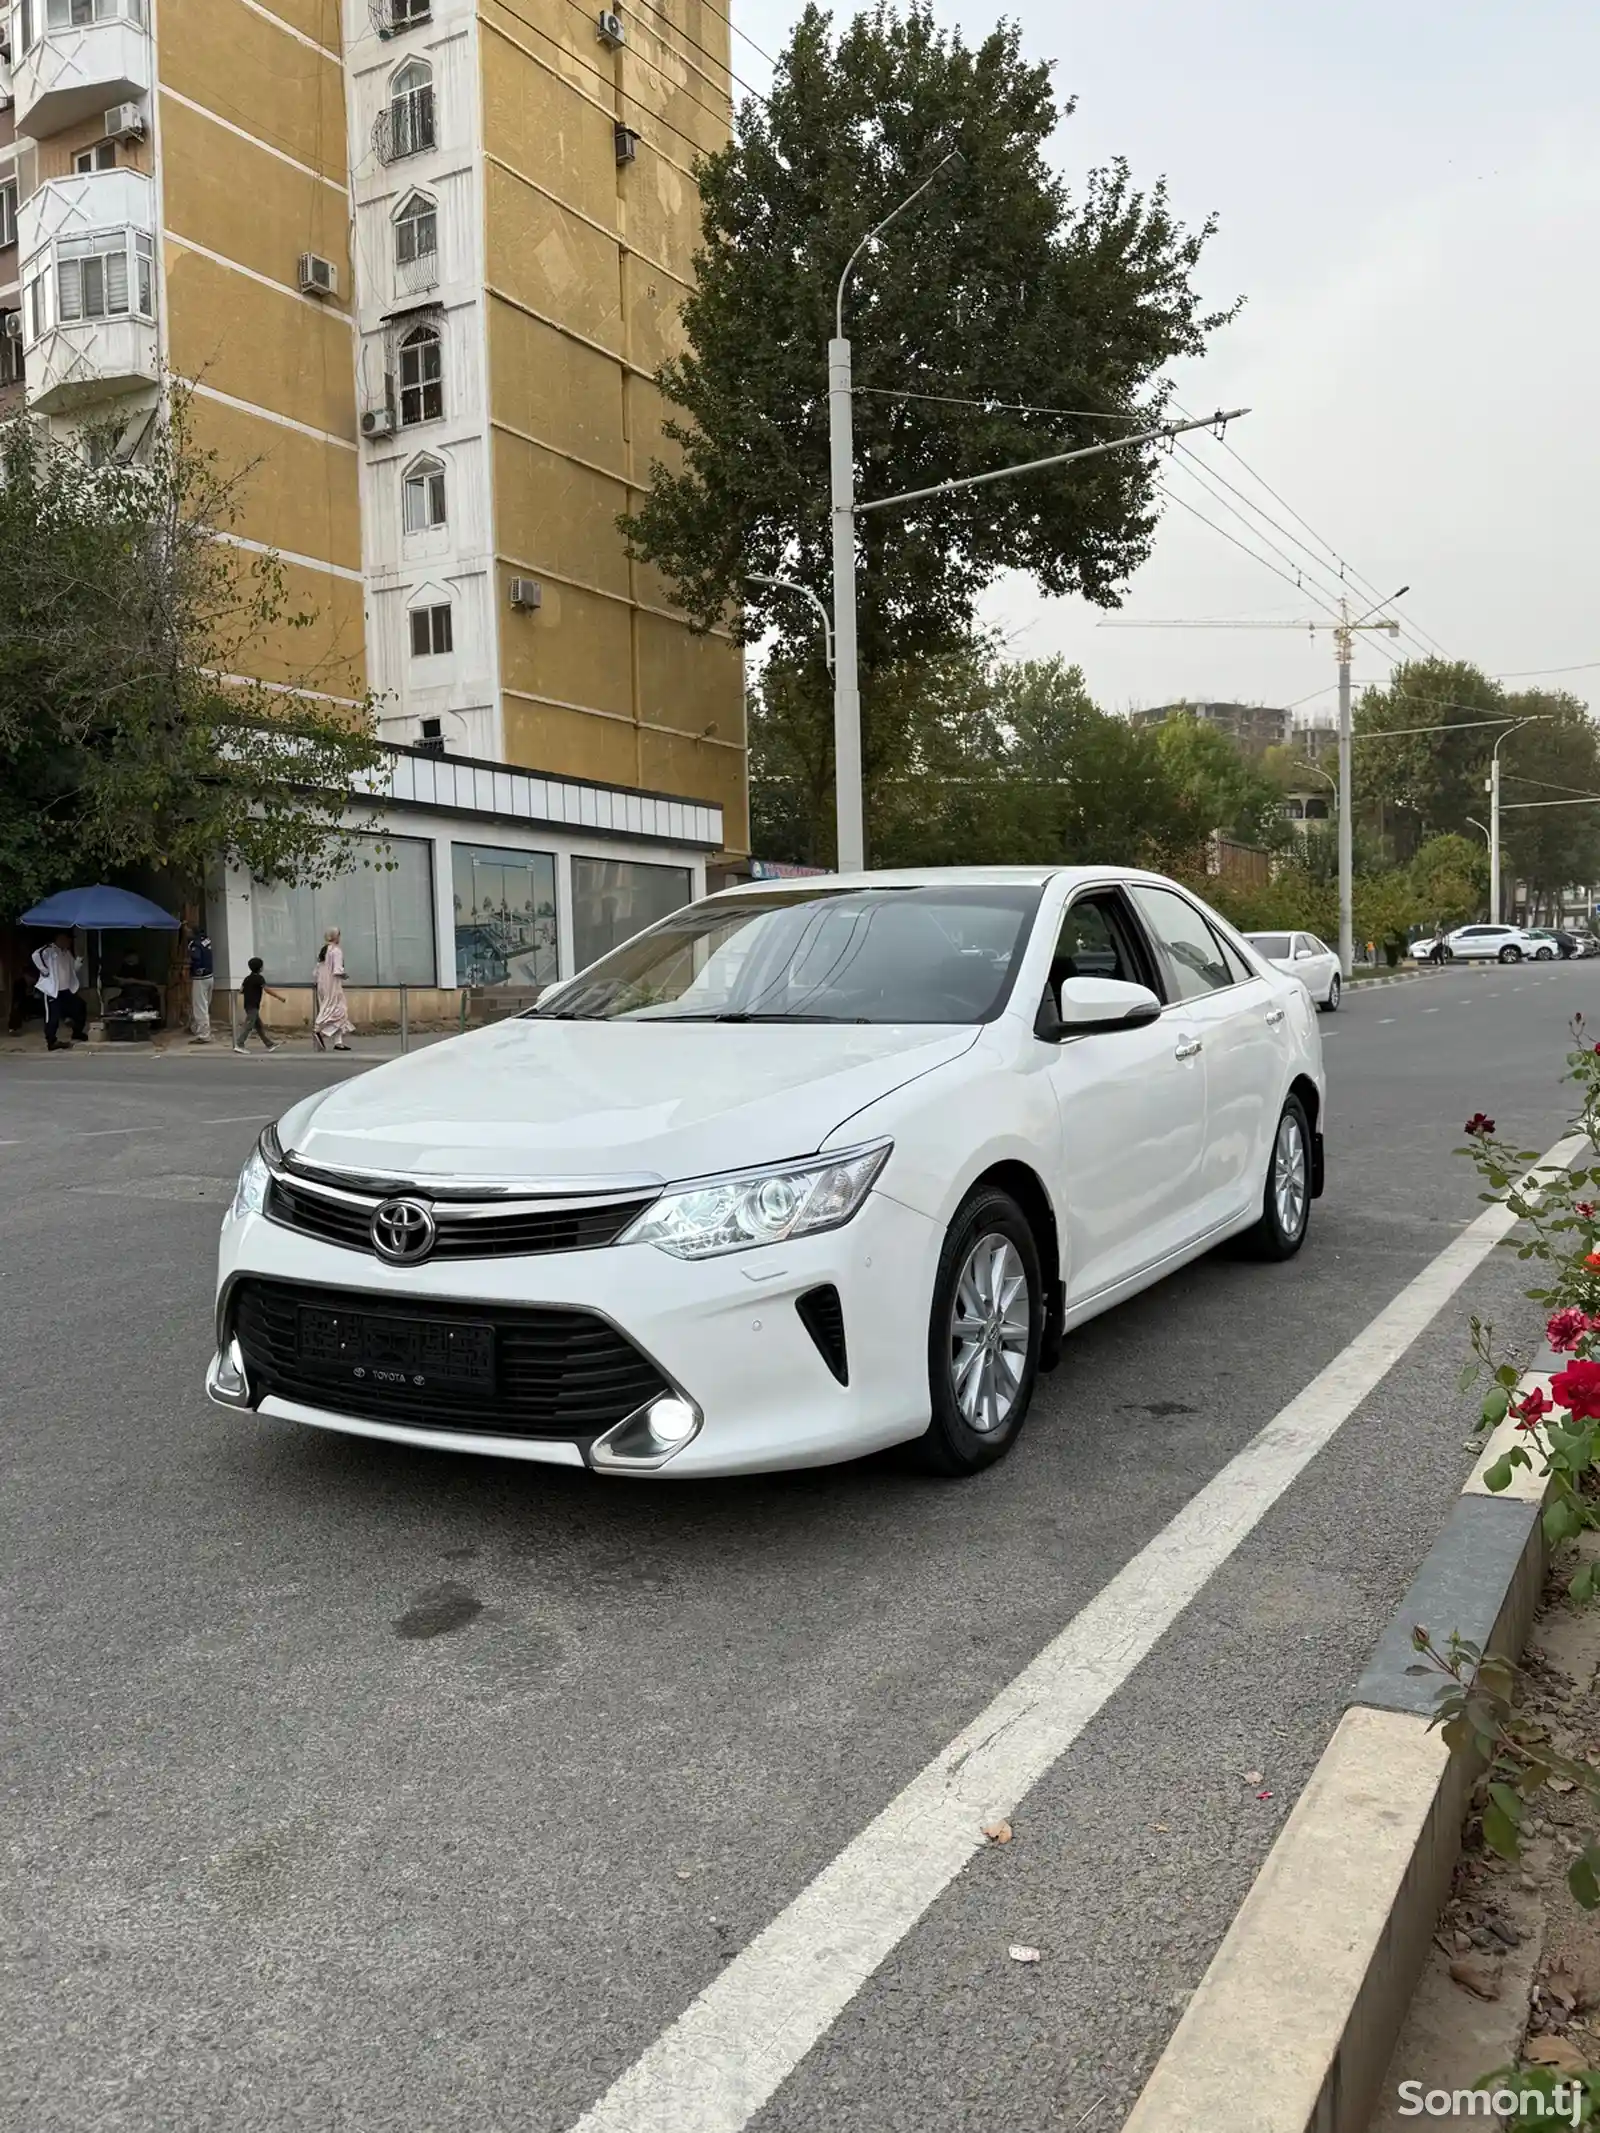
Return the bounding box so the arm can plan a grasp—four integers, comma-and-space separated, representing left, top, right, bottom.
729, 0, 1600, 726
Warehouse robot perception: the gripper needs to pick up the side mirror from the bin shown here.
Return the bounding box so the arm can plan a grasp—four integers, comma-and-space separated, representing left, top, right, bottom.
1038, 975, 1163, 1042
1294, 947, 1314, 960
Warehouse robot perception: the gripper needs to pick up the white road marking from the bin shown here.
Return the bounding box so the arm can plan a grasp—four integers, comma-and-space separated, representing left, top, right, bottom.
199, 1115, 270, 1126
79, 1125, 146, 1137
1378, 1017, 1395, 1024
1423, 1006, 1440, 1013
565, 1131, 1587, 2133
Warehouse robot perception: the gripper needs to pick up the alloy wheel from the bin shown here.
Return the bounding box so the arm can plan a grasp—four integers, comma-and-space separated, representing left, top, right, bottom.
1273, 1111, 1308, 1241
950, 1233, 1031, 1434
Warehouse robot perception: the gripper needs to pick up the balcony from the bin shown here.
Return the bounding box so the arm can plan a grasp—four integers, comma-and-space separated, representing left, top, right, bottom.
13, 0, 151, 139
18, 167, 158, 414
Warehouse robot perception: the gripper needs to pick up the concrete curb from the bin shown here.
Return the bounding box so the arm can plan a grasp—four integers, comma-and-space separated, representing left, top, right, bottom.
1121, 1345, 1563, 2133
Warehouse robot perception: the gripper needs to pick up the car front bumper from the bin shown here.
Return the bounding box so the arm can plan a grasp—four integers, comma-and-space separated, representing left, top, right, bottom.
209, 1189, 943, 1477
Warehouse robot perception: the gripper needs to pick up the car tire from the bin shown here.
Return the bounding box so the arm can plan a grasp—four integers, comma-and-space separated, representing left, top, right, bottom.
1319, 974, 1340, 1013
910, 1187, 1043, 1476
1241, 1095, 1313, 1262
1536, 946, 1555, 960
1499, 946, 1521, 963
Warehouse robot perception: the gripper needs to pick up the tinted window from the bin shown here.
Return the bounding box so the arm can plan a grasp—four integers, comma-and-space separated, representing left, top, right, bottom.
1247, 934, 1292, 959
1054, 896, 1136, 983
1131, 886, 1234, 1001
539, 884, 1042, 1024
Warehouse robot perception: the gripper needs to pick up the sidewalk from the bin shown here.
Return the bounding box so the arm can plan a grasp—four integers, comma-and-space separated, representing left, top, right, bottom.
0, 1027, 459, 1064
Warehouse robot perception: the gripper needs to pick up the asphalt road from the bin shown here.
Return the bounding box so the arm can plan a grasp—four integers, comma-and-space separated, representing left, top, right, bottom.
3, 963, 1593, 2133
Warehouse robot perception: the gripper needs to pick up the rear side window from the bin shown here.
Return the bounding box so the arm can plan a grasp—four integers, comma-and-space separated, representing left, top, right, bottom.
1249, 934, 1292, 959
1131, 885, 1235, 1001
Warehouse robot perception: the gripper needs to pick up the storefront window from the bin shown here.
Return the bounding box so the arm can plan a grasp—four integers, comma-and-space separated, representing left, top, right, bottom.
452, 843, 557, 987
571, 855, 692, 972
252, 833, 435, 986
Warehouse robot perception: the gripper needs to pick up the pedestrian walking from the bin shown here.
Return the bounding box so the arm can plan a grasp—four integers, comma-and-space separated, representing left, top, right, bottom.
33, 931, 87, 1052
234, 958, 284, 1052
187, 927, 215, 1042
313, 928, 354, 1053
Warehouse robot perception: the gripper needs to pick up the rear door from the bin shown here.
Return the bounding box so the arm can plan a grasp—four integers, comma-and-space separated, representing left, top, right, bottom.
1129, 884, 1287, 1232
1041, 885, 1210, 1306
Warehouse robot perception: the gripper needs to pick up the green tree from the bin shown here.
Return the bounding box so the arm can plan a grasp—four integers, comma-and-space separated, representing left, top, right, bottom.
1355, 870, 1423, 965
1151, 714, 1281, 848
1352, 659, 1507, 855
625, 1, 1231, 837
1410, 831, 1486, 930
1496, 694, 1600, 919
0, 403, 383, 918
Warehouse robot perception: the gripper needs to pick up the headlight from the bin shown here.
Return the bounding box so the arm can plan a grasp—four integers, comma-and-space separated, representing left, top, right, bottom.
621, 1143, 890, 1259
227, 1140, 272, 1225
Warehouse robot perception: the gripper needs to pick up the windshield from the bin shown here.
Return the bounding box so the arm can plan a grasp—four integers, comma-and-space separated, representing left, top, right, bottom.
534, 884, 1044, 1023
1246, 934, 1292, 959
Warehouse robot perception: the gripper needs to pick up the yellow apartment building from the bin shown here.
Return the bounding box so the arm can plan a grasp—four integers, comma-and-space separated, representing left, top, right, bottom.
1, 0, 746, 1003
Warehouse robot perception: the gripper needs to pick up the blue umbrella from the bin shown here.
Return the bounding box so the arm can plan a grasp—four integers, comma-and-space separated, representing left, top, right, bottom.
21, 885, 181, 930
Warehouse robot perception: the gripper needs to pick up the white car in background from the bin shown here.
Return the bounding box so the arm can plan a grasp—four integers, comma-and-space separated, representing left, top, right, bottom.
1244, 931, 1342, 1012
210, 868, 1327, 1480
1437, 923, 1553, 963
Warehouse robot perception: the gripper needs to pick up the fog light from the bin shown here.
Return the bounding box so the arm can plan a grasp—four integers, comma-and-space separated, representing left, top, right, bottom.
205, 1335, 251, 1409
590, 1389, 704, 1470
647, 1397, 697, 1446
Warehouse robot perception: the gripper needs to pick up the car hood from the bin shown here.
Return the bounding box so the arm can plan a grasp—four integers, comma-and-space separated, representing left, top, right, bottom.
276, 1019, 983, 1185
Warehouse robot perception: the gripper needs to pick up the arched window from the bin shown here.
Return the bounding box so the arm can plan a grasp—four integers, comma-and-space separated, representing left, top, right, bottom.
402, 454, 447, 534
387, 59, 435, 160
394, 191, 437, 273
398, 324, 442, 426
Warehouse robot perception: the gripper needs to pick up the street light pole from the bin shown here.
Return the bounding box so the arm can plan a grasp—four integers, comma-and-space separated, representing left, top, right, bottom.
747, 574, 834, 670
829, 153, 963, 873
1488, 719, 1540, 924
1333, 590, 1407, 977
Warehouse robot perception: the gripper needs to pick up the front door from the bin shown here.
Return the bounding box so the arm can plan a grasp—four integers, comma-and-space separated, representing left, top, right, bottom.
1042, 886, 1210, 1307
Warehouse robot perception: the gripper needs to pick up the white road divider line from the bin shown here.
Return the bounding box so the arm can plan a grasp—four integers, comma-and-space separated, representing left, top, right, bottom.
565, 1130, 1588, 2133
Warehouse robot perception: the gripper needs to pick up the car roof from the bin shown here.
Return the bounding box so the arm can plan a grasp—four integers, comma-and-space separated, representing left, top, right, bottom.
710, 864, 1178, 899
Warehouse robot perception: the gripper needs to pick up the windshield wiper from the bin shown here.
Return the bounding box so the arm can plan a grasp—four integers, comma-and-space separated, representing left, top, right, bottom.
644, 1011, 850, 1023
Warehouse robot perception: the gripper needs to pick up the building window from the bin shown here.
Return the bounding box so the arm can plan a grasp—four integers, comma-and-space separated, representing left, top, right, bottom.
385, 59, 435, 160
28, 275, 46, 343
57, 229, 154, 323
453, 844, 558, 988
0, 184, 16, 250
398, 323, 442, 425
387, 0, 431, 28
44, 0, 146, 25
572, 856, 692, 971
401, 454, 446, 533
252, 831, 437, 987
394, 191, 437, 273
73, 144, 119, 173
409, 602, 453, 656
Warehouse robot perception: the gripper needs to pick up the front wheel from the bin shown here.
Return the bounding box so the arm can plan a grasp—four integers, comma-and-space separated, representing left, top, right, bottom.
1242, 1097, 1313, 1261
910, 1188, 1043, 1476
1499, 946, 1522, 963
1536, 945, 1556, 960
1318, 974, 1341, 1013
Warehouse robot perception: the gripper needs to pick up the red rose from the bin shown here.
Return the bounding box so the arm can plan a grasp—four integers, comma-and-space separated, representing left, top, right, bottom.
1552, 1357, 1600, 1421
1586, 1252, 1600, 1274
1576, 1203, 1596, 1220
1547, 1308, 1590, 1353
1464, 1113, 1496, 1138
1514, 1386, 1553, 1432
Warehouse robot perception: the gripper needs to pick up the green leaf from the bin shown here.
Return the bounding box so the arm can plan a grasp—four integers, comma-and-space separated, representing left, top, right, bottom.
1568, 1853, 1600, 1908
1484, 1454, 1516, 1493
1495, 1363, 1520, 1389
1482, 1801, 1520, 1858
1442, 1714, 1474, 1754
1545, 1498, 1584, 1544
1488, 1781, 1525, 1824
1482, 1387, 1511, 1428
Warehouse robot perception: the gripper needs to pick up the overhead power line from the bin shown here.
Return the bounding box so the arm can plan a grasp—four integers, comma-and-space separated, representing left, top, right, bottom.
853, 386, 1148, 423
487, 0, 728, 162
1154, 481, 1344, 617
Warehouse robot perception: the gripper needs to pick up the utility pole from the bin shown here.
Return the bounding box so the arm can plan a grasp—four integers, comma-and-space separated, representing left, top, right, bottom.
1487, 719, 1541, 924
826, 155, 1245, 871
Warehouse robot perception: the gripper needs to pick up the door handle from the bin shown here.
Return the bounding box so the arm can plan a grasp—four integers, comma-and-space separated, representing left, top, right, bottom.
1174, 1038, 1202, 1060
1265, 1007, 1285, 1025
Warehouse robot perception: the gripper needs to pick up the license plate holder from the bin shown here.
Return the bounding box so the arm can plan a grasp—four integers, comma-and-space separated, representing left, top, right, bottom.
297, 1305, 496, 1391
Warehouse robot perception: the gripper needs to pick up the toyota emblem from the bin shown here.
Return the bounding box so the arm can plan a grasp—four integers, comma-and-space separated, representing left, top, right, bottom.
370, 1197, 437, 1264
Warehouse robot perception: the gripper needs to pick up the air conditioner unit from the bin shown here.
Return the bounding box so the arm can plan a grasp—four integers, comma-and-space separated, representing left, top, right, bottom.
596, 8, 625, 46
508, 577, 542, 612
104, 102, 145, 142
614, 123, 639, 166
361, 405, 397, 439
1, 312, 22, 342
297, 252, 338, 299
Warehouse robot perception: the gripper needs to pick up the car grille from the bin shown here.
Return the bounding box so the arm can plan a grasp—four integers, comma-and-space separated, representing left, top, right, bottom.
230, 1277, 670, 1440
265, 1175, 657, 1261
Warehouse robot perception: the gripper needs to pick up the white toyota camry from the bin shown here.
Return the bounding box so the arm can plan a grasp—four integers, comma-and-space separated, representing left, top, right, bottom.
209, 868, 1327, 1479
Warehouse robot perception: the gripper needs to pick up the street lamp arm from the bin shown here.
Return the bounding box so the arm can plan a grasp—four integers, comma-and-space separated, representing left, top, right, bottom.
835, 151, 964, 339
747, 574, 834, 670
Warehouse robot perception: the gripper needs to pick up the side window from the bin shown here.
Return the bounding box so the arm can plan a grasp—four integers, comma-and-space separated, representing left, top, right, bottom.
1209, 924, 1253, 985
1043, 890, 1156, 1016
1130, 885, 1235, 1002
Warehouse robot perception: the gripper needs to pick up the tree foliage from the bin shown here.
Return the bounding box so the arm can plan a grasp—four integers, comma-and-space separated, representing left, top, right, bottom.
625, 1, 1231, 714
0, 402, 384, 919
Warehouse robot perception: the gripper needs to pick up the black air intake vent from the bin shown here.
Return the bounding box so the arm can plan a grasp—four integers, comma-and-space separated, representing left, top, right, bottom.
796, 1285, 848, 1385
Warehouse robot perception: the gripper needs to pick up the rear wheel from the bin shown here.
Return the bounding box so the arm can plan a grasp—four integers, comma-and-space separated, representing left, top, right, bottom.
1499, 946, 1522, 963
910, 1188, 1042, 1476
1318, 973, 1340, 1013
1535, 945, 1556, 960
1241, 1096, 1312, 1261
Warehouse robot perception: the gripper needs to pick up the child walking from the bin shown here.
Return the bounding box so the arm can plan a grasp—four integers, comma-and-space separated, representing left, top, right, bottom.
235, 958, 285, 1052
